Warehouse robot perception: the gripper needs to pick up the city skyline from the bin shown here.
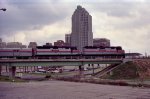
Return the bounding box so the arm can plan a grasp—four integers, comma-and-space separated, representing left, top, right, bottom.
0, 0, 150, 55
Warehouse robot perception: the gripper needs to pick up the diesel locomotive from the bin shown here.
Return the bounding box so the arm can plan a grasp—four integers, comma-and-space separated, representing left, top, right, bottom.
0, 46, 125, 59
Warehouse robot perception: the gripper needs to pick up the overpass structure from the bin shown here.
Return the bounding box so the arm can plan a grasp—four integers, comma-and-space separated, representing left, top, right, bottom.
0, 59, 123, 66
0, 59, 123, 78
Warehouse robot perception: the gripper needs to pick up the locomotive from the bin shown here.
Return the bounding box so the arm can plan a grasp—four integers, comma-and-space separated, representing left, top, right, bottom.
83, 46, 125, 58
0, 46, 125, 59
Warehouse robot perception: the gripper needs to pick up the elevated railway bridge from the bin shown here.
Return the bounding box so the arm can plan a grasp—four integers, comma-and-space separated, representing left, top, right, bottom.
0, 58, 123, 77
0, 58, 150, 78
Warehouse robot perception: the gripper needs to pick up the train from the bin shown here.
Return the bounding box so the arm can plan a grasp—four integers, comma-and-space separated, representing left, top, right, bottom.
0, 46, 125, 59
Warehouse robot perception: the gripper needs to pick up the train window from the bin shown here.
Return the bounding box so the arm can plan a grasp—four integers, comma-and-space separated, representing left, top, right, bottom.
13, 50, 19, 52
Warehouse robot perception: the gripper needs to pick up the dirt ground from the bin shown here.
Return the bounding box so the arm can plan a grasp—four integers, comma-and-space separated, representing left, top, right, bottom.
0, 80, 150, 99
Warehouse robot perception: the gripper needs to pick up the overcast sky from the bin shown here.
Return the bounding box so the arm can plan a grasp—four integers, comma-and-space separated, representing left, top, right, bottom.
0, 0, 150, 55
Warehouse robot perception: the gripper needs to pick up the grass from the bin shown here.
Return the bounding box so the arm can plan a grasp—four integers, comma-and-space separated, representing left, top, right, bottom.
99, 62, 144, 80
56, 76, 150, 88
24, 71, 77, 78
0, 75, 27, 82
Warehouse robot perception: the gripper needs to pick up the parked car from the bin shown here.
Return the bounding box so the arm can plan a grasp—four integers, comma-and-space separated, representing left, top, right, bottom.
51, 70, 60, 73
35, 69, 46, 73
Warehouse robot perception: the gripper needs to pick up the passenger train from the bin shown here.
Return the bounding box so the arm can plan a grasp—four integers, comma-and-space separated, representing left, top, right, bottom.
0, 46, 125, 59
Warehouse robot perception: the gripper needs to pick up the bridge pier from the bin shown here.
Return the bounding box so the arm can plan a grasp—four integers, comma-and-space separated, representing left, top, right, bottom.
92, 64, 95, 74
79, 65, 84, 77
9, 66, 16, 78
5, 66, 8, 73
0, 65, 2, 76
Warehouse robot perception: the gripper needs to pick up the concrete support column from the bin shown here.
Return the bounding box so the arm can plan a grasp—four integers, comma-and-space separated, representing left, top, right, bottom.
79, 65, 84, 77
0, 66, 2, 76
30, 66, 32, 72
6, 66, 8, 73
92, 65, 94, 74
25, 66, 27, 73
9, 66, 16, 78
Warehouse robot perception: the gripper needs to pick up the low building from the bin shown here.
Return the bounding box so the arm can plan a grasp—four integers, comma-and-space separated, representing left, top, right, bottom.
125, 53, 142, 59
28, 42, 37, 48
43, 43, 53, 47
0, 38, 2, 43
0, 42, 6, 48
54, 40, 65, 47
93, 38, 110, 47
0, 38, 6, 48
7, 42, 26, 48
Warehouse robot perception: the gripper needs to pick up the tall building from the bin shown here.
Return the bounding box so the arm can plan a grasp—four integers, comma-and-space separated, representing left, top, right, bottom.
93, 38, 110, 47
65, 34, 71, 46
71, 5, 93, 52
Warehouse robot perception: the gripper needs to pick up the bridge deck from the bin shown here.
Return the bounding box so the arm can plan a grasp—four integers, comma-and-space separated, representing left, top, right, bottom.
0, 59, 123, 66
0, 59, 123, 62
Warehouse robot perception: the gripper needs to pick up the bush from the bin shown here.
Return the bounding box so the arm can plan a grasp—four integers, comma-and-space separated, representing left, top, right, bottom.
45, 74, 51, 78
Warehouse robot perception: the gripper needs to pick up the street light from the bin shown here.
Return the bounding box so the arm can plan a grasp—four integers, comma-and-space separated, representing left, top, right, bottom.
0, 8, 6, 11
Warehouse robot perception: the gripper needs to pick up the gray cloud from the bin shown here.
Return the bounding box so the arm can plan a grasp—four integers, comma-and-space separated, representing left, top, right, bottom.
0, 0, 72, 36
0, 0, 150, 55
87, 1, 150, 54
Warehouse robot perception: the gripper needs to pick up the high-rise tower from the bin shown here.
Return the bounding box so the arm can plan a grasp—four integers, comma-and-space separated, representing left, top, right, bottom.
71, 5, 93, 52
